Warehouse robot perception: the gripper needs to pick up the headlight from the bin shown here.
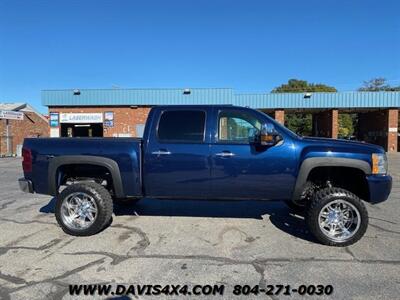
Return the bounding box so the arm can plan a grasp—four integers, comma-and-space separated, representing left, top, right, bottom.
372, 153, 387, 175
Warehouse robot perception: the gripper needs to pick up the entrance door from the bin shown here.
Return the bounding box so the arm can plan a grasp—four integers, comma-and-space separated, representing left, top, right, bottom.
143, 108, 211, 199
209, 107, 297, 200
60, 123, 103, 137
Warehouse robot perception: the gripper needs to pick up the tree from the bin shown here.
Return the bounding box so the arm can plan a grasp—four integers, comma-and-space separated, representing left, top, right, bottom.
271, 79, 337, 136
272, 79, 337, 93
338, 114, 355, 138
358, 78, 400, 91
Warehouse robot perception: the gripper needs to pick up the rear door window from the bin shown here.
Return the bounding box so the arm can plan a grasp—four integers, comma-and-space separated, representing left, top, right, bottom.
157, 110, 206, 142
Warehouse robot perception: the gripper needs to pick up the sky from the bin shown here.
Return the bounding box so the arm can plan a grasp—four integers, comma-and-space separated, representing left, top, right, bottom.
0, 0, 399, 113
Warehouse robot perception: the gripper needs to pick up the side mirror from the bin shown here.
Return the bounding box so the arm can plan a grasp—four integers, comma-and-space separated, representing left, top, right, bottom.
248, 128, 259, 143
259, 123, 280, 146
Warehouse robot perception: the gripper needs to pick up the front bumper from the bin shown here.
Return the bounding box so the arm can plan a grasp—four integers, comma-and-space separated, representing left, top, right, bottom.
366, 175, 392, 204
18, 178, 34, 193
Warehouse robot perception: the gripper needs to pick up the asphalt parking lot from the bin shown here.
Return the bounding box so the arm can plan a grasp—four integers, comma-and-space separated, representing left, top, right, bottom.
0, 156, 399, 299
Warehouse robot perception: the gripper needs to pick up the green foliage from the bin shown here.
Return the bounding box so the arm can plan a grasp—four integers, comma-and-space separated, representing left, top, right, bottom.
272, 79, 337, 93
272, 79, 337, 135
358, 78, 400, 91
285, 113, 313, 136
338, 114, 355, 138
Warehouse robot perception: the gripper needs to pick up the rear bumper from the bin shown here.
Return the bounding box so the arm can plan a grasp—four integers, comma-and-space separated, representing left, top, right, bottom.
366, 175, 392, 204
18, 178, 34, 193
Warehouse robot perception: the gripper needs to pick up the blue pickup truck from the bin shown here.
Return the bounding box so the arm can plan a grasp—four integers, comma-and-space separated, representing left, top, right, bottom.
19, 105, 392, 246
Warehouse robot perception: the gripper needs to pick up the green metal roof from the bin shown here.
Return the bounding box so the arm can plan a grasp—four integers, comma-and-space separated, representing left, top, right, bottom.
42, 88, 400, 109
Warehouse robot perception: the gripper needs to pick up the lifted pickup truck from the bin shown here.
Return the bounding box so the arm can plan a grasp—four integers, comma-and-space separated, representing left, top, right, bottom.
19, 105, 392, 246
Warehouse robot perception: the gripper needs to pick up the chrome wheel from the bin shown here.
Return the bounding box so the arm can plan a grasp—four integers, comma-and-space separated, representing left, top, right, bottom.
318, 199, 361, 242
60, 192, 98, 230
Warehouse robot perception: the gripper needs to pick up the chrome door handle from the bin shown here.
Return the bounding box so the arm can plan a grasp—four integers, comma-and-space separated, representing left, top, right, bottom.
215, 152, 235, 157
152, 150, 171, 155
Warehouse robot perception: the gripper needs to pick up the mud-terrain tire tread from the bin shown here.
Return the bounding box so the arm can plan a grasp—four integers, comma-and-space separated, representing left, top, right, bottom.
55, 182, 113, 236
305, 187, 368, 247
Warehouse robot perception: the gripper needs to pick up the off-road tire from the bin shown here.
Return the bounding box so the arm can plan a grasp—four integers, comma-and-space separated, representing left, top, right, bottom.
306, 187, 368, 246
55, 182, 113, 236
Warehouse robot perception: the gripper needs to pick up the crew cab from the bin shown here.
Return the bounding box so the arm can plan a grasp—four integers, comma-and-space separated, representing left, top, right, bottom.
19, 105, 392, 246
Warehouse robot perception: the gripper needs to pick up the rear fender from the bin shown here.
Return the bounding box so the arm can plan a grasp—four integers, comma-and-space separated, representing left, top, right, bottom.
48, 155, 124, 198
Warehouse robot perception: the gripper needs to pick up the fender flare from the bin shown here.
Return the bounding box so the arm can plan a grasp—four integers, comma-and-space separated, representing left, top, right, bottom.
48, 155, 124, 198
291, 157, 371, 201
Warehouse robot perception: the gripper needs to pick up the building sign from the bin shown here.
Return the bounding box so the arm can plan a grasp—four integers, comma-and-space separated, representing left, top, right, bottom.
0, 110, 24, 120
389, 127, 398, 133
60, 113, 103, 123
104, 111, 114, 121
50, 127, 60, 138
104, 111, 114, 127
49, 112, 59, 127
104, 120, 114, 127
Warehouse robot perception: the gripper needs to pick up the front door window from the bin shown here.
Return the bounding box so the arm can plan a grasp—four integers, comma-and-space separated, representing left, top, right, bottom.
218, 110, 262, 143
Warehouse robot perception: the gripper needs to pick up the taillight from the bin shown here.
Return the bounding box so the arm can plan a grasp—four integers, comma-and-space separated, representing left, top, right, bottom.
22, 148, 32, 173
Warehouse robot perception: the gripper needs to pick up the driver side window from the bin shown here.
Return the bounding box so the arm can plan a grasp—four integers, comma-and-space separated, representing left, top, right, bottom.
218, 110, 262, 143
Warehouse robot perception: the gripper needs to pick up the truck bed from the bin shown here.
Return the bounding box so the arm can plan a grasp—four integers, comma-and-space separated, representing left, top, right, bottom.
23, 137, 143, 197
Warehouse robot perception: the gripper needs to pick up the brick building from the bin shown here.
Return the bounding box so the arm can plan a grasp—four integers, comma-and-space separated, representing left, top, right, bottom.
42, 88, 400, 152
48, 106, 151, 138
0, 103, 49, 156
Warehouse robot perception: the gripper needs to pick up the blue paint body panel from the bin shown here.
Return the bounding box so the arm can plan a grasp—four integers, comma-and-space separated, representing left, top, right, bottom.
23, 105, 392, 203
23, 138, 142, 197
366, 175, 392, 204
143, 106, 214, 198
207, 107, 297, 200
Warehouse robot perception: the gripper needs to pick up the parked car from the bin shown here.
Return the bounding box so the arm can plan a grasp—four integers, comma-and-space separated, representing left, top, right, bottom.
19, 105, 392, 246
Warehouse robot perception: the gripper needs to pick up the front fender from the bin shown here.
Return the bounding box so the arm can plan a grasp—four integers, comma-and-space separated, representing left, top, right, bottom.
291, 157, 371, 201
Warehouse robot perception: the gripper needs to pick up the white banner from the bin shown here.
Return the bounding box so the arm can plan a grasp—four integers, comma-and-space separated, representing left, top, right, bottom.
50, 128, 60, 137
0, 110, 24, 120
60, 113, 103, 123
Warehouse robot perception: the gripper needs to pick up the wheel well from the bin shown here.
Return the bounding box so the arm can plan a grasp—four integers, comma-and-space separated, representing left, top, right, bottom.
57, 164, 115, 196
306, 166, 369, 201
